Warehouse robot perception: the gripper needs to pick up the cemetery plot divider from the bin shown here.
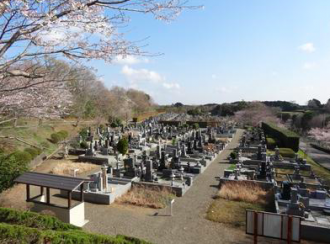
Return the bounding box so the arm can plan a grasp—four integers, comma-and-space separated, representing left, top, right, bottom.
246, 210, 301, 243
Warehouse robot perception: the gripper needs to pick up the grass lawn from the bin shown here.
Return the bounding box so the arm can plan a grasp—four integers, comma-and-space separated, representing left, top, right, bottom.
298, 150, 330, 186
207, 199, 265, 228
227, 164, 236, 170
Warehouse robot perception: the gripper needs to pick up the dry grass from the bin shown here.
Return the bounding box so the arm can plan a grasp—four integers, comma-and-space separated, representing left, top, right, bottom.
117, 185, 175, 209
207, 181, 274, 227
50, 161, 98, 176
207, 198, 264, 227
217, 181, 270, 205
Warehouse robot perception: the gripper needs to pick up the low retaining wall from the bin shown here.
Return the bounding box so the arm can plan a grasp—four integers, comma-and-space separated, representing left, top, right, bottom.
132, 181, 189, 197
310, 143, 330, 154
78, 155, 109, 165
301, 223, 330, 243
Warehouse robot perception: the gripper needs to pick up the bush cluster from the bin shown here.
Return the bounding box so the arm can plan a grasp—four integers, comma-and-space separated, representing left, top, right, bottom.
266, 137, 276, 150
24, 147, 42, 159
278, 148, 296, 158
80, 141, 89, 149
79, 127, 89, 140
230, 152, 237, 160
0, 207, 79, 231
262, 122, 300, 152
117, 138, 128, 155
50, 130, 69, 143
110, 118, 123, 128
0, 151, 30, 192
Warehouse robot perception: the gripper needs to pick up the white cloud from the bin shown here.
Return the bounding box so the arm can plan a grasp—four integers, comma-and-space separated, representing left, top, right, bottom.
216, 85, 238, 94
121, 65, 180, 91
216, 87, 231, 94
121, 65, 162, 83
113, 55, 149, 65
163, 82, 180, 90
298, 43, 316, 53
303, 62, 317, 70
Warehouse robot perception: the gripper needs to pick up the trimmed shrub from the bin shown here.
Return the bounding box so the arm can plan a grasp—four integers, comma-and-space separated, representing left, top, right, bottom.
262, 122, 300, 152
80, 141, 89, 149
266, 137, 276, 150
117, 138, 128, 155
230, 152, 237, 160
279, 148, 296, 158
24, 148, 39, 159
50, 133, 61, 144
57, 130, 69, 140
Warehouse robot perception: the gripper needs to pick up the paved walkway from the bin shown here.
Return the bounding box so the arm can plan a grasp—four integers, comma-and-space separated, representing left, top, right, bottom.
83, 130, 257, 244
300, 140, 330, 170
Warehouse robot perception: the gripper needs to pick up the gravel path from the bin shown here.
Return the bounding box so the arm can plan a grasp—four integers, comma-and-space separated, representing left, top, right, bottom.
83, 129, 258, 244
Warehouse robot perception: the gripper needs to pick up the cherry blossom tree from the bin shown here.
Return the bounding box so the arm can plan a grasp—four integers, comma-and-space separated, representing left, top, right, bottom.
234, 102, 279, 127
0, 59, 72, 118
0, 0, 197, 79
308, 127, 330, 148
0, 0, 196, 118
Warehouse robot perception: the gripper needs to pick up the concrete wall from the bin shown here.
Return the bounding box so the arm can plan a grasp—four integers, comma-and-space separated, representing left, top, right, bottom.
132, 181, 187, 197
60, 180, 132, 205
69, 202, 87, 227
301, 223, 330, 243
78, 155, 109, 165
32, 201, 87, 227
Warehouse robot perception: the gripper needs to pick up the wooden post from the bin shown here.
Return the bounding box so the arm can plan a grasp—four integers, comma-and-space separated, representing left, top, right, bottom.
26, 184, 30, 201
254, 212, 258, 244
80, 184, 84, 202
68, 191, 72, 209
46, 187, 50, 204
40, 186, 44, 196
287, 216, 292, 244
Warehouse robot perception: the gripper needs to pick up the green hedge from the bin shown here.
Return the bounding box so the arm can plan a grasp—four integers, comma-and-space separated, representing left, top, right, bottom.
279, 148, 296, 158
0, 208, 151, 244
0, 207, 79, 231
0, 223, 150, 244
262, 122, 300, 152
266, 137, 276, 150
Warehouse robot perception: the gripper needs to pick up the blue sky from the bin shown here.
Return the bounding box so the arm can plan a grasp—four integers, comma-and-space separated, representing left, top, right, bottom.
90, 0, 330, 105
